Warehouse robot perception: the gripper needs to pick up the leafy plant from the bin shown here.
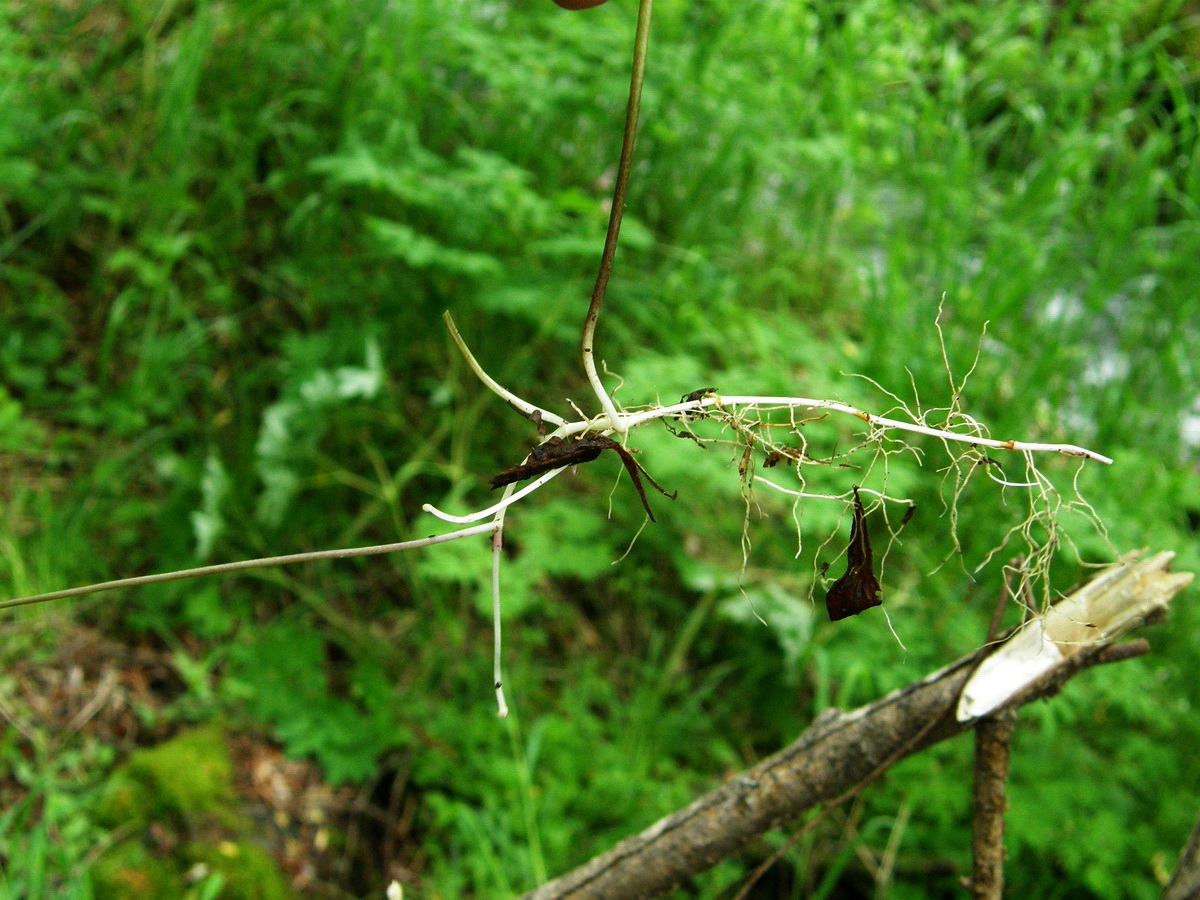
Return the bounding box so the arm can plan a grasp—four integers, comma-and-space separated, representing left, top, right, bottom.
1, 0, 1197, 897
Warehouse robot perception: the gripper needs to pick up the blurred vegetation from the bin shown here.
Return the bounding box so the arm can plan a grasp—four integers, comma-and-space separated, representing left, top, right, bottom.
92, 725, 294, 900
1, 0, 1199, 897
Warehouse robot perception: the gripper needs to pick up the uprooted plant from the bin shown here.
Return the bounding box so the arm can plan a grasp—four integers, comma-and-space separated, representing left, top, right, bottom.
1, 0, 1115, 724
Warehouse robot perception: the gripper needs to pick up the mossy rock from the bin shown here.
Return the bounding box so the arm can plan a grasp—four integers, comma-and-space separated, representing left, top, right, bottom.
95, 724, 241, 832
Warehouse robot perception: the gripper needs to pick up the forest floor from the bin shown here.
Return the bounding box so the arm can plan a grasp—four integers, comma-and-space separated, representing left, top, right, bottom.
0, 624, 399, 898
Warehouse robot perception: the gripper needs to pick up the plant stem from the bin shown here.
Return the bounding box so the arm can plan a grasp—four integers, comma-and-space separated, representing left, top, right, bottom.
444, 311, 567, 428
0, 523, 499, 611
580, 0, 654, 433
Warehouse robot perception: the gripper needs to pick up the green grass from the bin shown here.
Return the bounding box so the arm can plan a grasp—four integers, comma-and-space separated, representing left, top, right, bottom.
2, 0, 1198, 896
0, 628, 112, 900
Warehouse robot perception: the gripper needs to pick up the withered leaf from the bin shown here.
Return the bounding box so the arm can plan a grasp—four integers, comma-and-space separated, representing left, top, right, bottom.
763, 450, 788, 468
490, 435, 675, 522
825, 486, 882, 621
737, 442, 753, 481
490, 437, 602, 489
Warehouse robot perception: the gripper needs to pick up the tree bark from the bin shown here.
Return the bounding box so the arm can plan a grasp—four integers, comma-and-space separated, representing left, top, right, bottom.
1164, 816, 1200, 900
521, 552, 1191, 900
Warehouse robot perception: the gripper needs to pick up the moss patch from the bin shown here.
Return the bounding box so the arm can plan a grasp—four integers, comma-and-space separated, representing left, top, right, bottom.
91, 841, 181, 900
95, 723, 239, 832
186, 841, 295, 900
92, 725, 297, 900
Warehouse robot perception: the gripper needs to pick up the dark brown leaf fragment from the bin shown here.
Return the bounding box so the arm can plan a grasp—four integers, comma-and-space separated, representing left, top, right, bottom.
825, 486, 882, 621
762, 450, 791, 468
489, 434, 675, 521
489, 437, 602, 489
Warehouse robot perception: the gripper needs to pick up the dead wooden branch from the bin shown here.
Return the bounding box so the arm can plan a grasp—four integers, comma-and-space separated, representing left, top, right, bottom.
520, 552, 1191, 900
967, 711, 1016, 899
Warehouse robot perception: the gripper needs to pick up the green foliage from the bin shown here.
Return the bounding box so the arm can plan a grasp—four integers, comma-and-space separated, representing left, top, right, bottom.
225, 617, 409, 784
1, 0, 1198, 896
0, 733, 110, 900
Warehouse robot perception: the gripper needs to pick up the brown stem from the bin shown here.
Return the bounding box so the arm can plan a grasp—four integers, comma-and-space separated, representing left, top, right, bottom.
608, 441, 675, 521
968, 711, 1016, 899
580, 0, 654, 426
